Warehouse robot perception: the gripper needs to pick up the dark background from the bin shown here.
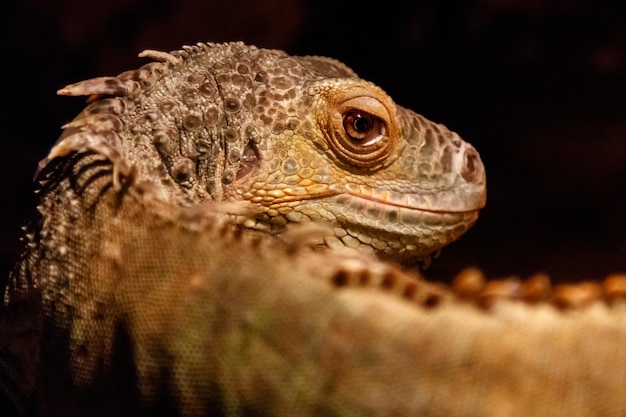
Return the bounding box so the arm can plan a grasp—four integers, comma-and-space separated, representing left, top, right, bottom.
1, 0, 625, 284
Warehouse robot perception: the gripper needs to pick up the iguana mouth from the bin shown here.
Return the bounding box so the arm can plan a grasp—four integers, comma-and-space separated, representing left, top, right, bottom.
345, 187, 486, 214
335, 193, 480, 234
297, 192, 481, 262
260, 187, 482, 232
259, 182, 485, 215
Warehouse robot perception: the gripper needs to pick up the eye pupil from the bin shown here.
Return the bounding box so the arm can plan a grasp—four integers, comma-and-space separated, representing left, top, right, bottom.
353, 114, 371, 132
343, 110, 387, 147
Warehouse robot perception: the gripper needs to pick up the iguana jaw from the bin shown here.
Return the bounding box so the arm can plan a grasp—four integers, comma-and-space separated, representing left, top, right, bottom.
247, 188, 481, 262
344, 182, 486, 213
326, 192, 481, 260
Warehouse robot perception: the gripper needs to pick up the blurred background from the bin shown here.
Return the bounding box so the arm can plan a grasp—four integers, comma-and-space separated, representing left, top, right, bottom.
1, 0, 624, 284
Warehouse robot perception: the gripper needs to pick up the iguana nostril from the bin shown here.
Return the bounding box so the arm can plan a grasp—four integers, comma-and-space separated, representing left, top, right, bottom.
461, 147, 483, 184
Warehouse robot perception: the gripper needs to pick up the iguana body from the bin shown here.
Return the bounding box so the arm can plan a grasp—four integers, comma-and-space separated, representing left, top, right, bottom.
2, 42, 625, 416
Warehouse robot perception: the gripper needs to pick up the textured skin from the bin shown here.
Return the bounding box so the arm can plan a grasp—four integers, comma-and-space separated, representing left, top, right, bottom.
52, 41, 485, 264
2, 42, 626, 416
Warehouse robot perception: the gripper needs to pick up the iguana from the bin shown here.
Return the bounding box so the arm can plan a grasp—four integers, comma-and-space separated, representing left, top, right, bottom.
2, 41, 625, 417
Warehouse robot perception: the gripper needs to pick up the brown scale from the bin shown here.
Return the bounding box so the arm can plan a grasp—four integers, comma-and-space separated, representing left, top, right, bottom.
451, 267, 485, 301
208, 48, 259, 193
603, 273, 626, 305
551, 282, 602, 310
452, 267, 626, 311
133, 44, 258, 202
330, 263, 449, 308
56, 48, 233, 202
521, 272, 552, 303
330, 264, 626, 312
477, 278, 523, 309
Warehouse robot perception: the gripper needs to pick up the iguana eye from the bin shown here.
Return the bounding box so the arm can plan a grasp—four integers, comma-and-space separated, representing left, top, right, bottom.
321, 89, 399, 169
343, 111, 386, 146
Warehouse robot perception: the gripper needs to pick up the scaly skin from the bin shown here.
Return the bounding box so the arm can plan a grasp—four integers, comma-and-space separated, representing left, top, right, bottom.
53, 41, 485, 264
3, 42, 625, 417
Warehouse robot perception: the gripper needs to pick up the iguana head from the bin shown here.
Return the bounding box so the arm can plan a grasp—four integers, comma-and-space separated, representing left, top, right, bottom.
56, 42, 486, 265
